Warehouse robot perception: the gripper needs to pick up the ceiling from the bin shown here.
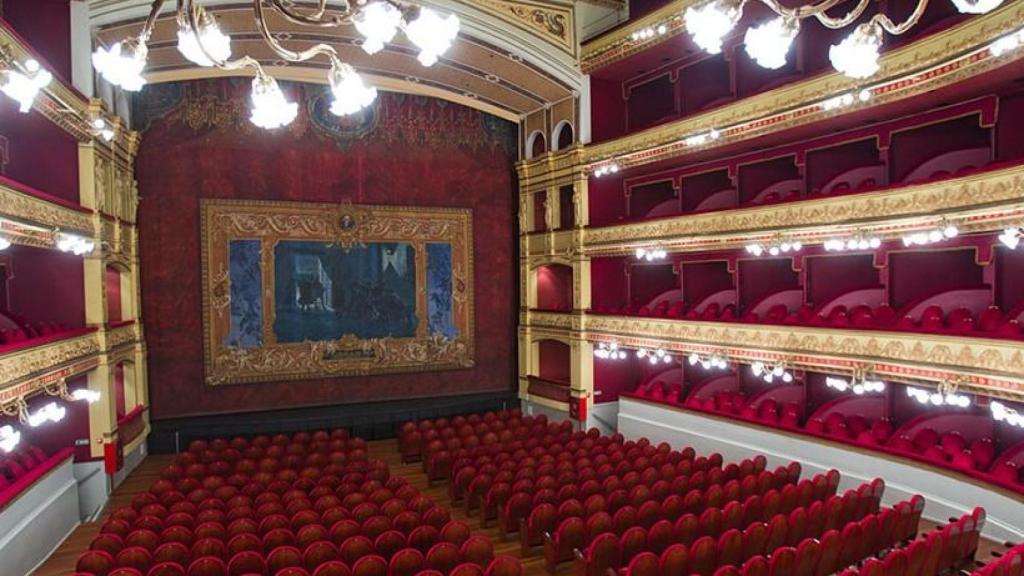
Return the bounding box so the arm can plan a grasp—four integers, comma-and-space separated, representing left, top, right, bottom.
86, 0, 618, 121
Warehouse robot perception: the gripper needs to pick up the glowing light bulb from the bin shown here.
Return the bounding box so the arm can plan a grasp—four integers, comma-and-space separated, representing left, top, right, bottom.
829, 23, 882, 79
177, 15, 231, 66
355, 1, 402, 55
329, 64, 377, 116
685, 0, 742, 54
250, 74, 297, 129
744, 16, 799, 69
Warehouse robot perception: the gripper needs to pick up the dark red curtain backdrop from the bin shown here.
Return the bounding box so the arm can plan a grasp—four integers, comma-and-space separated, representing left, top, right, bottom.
133, 79, 518, 419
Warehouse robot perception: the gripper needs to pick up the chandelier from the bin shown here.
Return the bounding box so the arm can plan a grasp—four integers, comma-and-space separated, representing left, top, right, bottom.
683, 0, 1006, 78
93, 0, 460, 129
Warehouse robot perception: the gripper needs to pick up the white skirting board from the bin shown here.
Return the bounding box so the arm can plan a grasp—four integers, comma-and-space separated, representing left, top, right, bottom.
587, 401, 619, 436
521, 399, 571, 422
113, 440, 147, 489
0, 457, 81, 576
618, 398, 1024, 542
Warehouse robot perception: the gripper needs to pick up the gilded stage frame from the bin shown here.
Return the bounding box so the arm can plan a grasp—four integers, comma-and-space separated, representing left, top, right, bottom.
200, 199, 474, 385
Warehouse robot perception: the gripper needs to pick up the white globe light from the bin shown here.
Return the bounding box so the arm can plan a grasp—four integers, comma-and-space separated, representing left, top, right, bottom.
329, 65, 377, 116
92, 40, 148, 91
355, 2, 402, 55
1, 65, 52, 113
250, 75, 298, 130
0, 425, 20, 453
405, 8, 460, 67
950, 0, 1004, 13
999, 228, 1021, 249
177, 17, 231, 67
829, 23, 882, 79
685, 0, 742, 55
744, 17, 798, 70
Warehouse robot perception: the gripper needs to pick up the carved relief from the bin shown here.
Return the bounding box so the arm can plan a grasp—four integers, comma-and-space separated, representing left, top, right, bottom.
526, 312, 1024, 399
0, 333, 102, 385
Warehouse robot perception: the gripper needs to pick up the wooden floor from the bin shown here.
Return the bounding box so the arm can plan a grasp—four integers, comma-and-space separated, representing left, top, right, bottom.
33, 439, 1017, 576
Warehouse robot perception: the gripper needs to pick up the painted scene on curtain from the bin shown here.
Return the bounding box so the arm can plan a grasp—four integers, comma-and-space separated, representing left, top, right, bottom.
203, 199, 473, 385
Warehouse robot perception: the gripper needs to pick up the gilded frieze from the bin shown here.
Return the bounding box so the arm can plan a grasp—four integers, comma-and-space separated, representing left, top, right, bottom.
0, 332, 102, 387
525, 312, 1024, 400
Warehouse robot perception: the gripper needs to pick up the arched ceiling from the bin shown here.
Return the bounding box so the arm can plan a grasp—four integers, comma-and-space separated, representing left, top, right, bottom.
87, 0, 595, 121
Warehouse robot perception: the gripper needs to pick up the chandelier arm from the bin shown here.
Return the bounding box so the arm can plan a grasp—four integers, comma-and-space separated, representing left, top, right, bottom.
253, 0, 344, 66
183, 0, 265, 72
139, 0, 169, 42
871, 0, 932, 35
807, 0, 873, 29
267, 0, 349, 27
755, 0, 843, 20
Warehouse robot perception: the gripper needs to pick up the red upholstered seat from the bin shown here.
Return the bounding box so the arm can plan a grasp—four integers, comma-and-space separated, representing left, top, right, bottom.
186, 556, 227, 576
449, 563, 485, 576
352, 555, 388, 576
147, 562, 187, 576
312, 561, 353, 576
78, 550, 117, 576
227, 550, 266, 576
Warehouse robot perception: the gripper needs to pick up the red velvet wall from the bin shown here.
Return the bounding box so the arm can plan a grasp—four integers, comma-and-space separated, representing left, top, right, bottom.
0, 98, 79, 201
888, 249, 983, 310
134, 79, 518, 419
995, 246, 1024, 312
738, 258, 800, 310
5, 244, 84, 326
682, 261, 734, 305
889, 115, 991, 183
806, 254, 880, 307
996, 92, 1024, 161
537, 340, 571, 383
629, 263, 677, 306
594, 356, 645, 403
1, 0, 72, 80
805, 139, 882, 193
105, 266, 122, 323
591, 257, 628, 309
536, 264, 573, 311
589, 78, 626, 144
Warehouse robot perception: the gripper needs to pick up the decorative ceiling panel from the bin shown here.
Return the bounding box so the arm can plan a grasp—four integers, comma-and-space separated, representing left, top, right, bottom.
89, 0, 582, 120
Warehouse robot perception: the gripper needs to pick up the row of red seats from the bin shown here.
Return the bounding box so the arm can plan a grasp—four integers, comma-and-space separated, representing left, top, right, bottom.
590, 301, 1024, 340
835, 507, 986, 576
423, 420, 579, 482
398, 410, 523, 462
633, 383, 1024, 491
480, 454, 768, 532
0, 443, 49, 485
79, 537, 514, 576
72, 556, 516, 576
550, 472, 850, 573
974, 542, 1024, 575
613, 495, 926, 576
514, 463, 799, 551
76, 428, 519, 576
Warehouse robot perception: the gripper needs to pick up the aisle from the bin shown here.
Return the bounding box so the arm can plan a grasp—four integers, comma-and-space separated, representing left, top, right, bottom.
31, 439, 1014, 576
369, 439, 569, 576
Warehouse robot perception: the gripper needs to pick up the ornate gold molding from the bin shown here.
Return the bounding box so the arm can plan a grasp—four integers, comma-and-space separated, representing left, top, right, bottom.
522, 1, 1024, 179
0, 180, 94, 236
106, 323, 139, 350
580, 0, 692, 73
527, 311, 1024, 402
533, 163, 1024, 255
0, 332, 102, 389
469, 0, 576, 55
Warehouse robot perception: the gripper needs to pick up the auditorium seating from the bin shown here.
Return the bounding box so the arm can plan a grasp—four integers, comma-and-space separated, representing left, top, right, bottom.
627, 380, 1024, 495
589, 301, 1024, 341
74, 428, 518, 576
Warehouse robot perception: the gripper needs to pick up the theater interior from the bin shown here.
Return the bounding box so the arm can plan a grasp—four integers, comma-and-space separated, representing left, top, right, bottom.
1, 0, 1024, 574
